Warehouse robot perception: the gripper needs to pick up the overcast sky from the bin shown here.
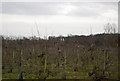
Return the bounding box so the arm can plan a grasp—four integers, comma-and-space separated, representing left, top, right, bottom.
1, 2, 118, 38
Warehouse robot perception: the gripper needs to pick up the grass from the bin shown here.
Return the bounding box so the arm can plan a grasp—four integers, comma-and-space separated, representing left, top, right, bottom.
2, 73, 17, 79
2, 71, 118, 79
2, 66, 118, 79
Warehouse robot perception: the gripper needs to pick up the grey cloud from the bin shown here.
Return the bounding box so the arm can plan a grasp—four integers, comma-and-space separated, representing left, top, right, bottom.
2, 2, 117, 17
66, 2, 117, 17
2, 2, 60, 15
2, 2, 118, 37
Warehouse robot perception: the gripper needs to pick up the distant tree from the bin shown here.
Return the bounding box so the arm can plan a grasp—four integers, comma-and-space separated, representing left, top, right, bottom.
111, 23, 117, 33
104, 23, 117, 34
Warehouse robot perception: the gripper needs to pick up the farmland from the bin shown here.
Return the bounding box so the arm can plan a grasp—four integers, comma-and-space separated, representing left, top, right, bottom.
2, 34, 119, 80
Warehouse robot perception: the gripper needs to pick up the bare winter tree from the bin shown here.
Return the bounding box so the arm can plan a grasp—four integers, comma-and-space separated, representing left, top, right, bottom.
111, 23, 117, 33
104, 23, 117, 34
